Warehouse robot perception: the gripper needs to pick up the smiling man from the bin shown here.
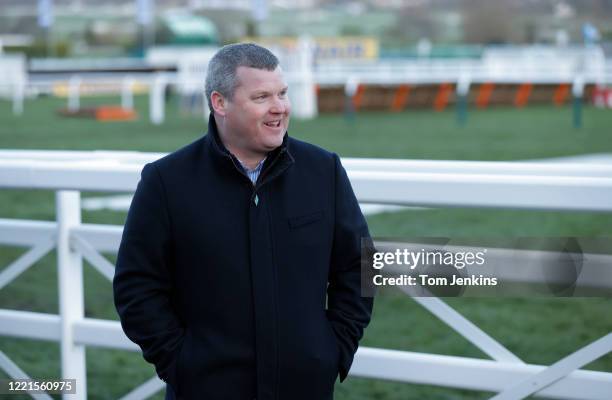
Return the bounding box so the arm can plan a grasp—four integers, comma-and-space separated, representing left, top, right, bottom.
113, 43, 373, 400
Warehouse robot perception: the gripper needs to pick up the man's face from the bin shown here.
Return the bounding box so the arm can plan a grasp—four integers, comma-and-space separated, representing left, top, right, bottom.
221, 66, 291, 156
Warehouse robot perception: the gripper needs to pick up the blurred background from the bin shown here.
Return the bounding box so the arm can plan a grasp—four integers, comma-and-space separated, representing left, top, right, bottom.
0, 1, 611, 399
1, 0, 612, 56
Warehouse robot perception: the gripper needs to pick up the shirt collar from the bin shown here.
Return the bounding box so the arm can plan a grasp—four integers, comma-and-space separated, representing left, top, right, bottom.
236, 156, 267, 173
205, 113, 294, 185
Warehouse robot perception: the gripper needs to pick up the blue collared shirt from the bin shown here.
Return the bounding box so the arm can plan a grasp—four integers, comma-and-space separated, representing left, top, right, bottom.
237, 157, 266, 184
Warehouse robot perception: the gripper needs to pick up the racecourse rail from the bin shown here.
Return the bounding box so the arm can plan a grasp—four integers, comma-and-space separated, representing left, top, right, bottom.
3, 46, 612, 121
0, 150, 611, 399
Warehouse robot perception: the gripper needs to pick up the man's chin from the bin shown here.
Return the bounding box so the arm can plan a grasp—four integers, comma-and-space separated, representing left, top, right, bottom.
264, 139, 284, 151
262, 136, 283, 152
263, 133, 285, 149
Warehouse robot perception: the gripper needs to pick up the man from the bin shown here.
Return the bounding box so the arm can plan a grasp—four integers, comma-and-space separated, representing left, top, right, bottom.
113, 43, 373, 400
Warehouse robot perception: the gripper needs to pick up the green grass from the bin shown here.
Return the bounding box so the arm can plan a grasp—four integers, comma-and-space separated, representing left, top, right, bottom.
0, 96, 611, 399
1, 96, 611, 160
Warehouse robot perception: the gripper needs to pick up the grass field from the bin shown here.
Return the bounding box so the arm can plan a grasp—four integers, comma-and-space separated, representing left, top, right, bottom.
0, 95, 611, 399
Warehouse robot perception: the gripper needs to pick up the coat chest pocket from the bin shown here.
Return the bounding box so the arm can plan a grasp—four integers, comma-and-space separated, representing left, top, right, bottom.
288, 210, 323, 229
287, 210, 328, 247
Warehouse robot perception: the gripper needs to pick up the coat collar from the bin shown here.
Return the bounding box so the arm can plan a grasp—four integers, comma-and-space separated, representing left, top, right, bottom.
205, 114, 294, 187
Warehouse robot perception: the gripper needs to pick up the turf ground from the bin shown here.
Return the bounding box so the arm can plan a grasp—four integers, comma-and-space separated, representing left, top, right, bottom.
0, 95, 611, 399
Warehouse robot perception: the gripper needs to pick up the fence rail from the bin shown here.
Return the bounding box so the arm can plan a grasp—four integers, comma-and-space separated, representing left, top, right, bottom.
4, 48, 612, 120
0, 150, 611, 399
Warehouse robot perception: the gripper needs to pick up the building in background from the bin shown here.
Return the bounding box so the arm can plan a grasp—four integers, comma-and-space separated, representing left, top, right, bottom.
1, 0, 611, 58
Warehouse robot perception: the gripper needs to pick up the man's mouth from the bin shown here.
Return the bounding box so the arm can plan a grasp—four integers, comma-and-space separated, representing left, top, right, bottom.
264, 120, 281, 128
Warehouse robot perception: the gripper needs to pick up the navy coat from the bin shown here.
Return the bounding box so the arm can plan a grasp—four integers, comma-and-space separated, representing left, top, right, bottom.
113, 117, 373, 400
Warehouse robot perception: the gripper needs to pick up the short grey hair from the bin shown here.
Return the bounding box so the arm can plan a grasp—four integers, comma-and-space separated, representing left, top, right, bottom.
205, 43, 279, 111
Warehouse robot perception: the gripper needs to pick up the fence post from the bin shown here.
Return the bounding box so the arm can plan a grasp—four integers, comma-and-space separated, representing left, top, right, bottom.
344, 75, 359, 123
150, 73, 167, 125
121, 76, 134, 110
12, 75, 24, 116
56, 191, 87, 400
290, 36, 317, 119
456, 74, 471, 126
68, 76, 81, 112
572, 75, 584, 129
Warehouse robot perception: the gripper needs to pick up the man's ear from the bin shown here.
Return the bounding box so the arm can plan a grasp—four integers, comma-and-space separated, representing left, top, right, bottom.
211, 91, 226, 116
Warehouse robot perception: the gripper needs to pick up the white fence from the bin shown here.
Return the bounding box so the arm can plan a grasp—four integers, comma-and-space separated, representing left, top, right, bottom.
0, 150, 611, 399
0, 54, 26, 115
316, 45, 611, 86
7, 62, 612, 123
3, 44, 612, 122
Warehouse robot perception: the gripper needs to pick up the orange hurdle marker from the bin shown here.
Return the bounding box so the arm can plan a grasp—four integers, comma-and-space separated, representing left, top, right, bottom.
476, 82, 495, 109
434, 83, 453, 112
391, 84, 411, 112
553, 83, 570, 106
514, 83, 532, 108
95, 106, 137, 121
352, 84, 365, 110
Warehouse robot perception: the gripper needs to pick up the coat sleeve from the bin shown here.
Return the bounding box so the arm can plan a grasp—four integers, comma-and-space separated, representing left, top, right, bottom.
113, 162, 184, 392
327, 153, 375, 382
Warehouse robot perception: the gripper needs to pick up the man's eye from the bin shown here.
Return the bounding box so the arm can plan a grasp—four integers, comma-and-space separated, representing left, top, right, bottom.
255, 95, 266, 100
279, 91, 287, 98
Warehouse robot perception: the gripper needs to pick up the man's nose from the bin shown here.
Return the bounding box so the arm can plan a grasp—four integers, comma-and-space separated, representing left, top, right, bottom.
270, 97, 288, 114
